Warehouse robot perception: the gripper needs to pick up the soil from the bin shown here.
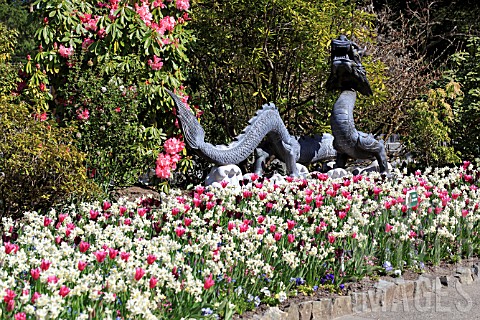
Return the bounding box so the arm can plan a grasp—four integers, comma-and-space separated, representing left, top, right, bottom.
110, 185, 162, 202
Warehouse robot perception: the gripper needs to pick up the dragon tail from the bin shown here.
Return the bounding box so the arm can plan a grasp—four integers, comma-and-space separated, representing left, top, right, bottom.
165, 88, 205, 150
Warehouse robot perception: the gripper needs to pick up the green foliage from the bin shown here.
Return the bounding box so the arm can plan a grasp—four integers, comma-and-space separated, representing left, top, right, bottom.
54, 60, 165, 189
445, 36, 480, 160
189, 0, 385, 144
0, 21, 18, 63
0, 0, 38, 62
0, 96, 99, 218
404, 82, 462, 167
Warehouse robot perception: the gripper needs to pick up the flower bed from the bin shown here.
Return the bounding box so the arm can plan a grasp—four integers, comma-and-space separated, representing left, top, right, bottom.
1, 162, 479, 319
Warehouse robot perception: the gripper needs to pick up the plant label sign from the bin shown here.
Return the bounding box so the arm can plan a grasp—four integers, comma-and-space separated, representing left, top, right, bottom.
406, 190, 418, 208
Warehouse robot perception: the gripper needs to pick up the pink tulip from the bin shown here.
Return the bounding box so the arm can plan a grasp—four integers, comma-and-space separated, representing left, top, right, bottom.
184, 217, 192, 227
385, 223, 394, 233
147, 254, 157, 265
14, 312, 26, 320
274, 233, 282, 241
30, 268, 41, 280
59, 285, 70, 297
149, 276, 158, 288
93, 250, 107, 263
287, 219, 296, 230
134, 267, 145, 281
78, 260, 88, 271
79, 241, 90, 253
40, 260, 51, 271
120, 251, 130, 262
43, 216, 53, 227
102, 201, 111, 211
204, 274, 215, 290
287, 234, 295, 243
31, 292, 41, 304
175, 226, 186, 237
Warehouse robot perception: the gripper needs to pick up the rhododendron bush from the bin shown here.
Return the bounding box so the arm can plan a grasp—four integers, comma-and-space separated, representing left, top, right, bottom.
24, 0, 193, 188
1, 164, 480, 318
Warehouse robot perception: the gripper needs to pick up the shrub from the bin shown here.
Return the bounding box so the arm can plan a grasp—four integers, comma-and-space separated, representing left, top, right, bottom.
53, 60, 166, 189
0, 96, 99, 218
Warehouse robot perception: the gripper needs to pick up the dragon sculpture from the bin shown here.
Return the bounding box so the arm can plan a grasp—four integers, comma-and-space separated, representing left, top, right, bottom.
165, 35, 389, 178
326, 35, 390, 175
164, 89, 301, 176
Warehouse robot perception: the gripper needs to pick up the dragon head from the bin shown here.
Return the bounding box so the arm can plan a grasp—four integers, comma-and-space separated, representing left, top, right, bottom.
326, 35, 373, 96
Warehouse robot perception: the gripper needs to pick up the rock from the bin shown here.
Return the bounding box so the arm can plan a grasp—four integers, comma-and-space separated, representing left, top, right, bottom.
285, 303, 299, 320
311, 299, 333, 319
350, 291, 371, 313
205, 165, 243, 187
393, 278, 415, 300
372, 280, 396, 310
352, 160, 393, 175
253, 307, 288, 320
414, 276, 432, 298
298, 301, 312, 320
331, 296, 352, 318
455, 267, 474, 285
327, 168, 349, 179
296, 163, 309, 178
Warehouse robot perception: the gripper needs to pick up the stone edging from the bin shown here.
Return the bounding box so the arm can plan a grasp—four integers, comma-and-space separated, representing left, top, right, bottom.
250, 264, 479, 320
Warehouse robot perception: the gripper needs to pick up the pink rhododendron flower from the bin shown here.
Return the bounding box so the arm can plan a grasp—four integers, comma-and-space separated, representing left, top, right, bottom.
82, 38, 94, 50
153, 0, 165, 8
148, 55, 163, 70
204, 274, 214, 290
176, 0, 190, 11
163, 137, 185, 154
135, 1, 152, 26
134, 267, 145, 281
77, 108, 90, 120
58, 45, 73, 58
